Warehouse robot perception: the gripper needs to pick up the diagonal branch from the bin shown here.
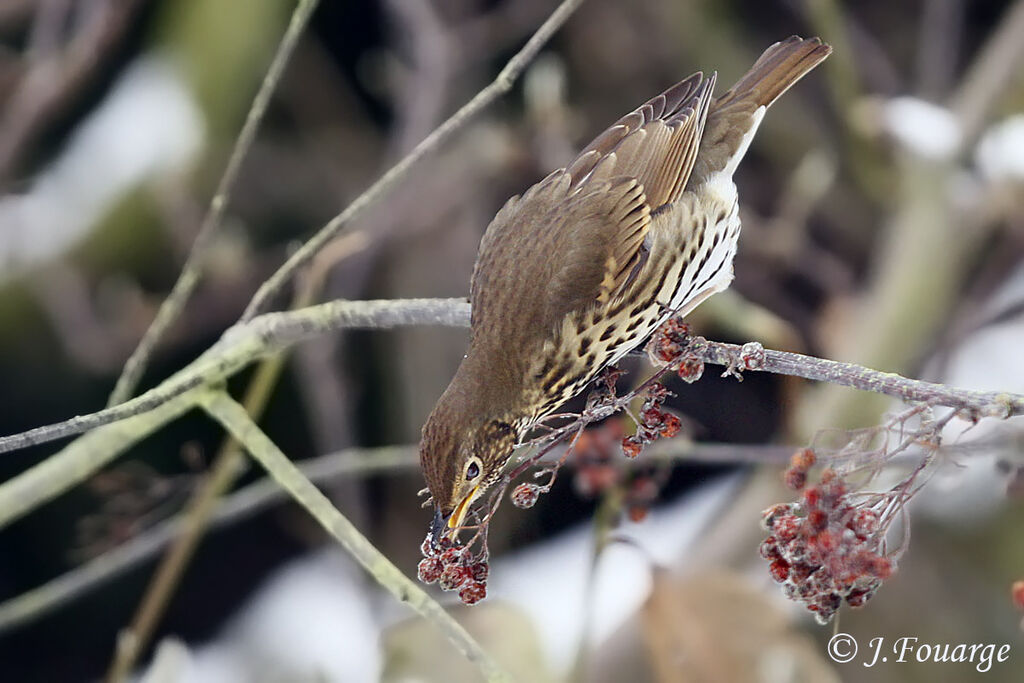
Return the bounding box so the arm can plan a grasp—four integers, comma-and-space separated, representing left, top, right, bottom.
694, 340, 1024, 418
1, 296, 1022, 535
0, 445, 418, 635
197, 391, 511, 682
239, 0, 586, 320
0, 298, 467, 532
0, 298, 469, 456
107, 0, 322, 406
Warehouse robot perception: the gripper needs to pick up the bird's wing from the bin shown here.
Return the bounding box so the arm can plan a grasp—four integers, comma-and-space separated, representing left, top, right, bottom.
470, 172, 648, 337
565, 71, 717, 211
470, 73, 717, 341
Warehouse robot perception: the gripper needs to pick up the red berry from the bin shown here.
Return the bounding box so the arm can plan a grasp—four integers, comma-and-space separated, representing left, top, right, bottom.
789, 448, 816, 471
645, 383, 670, 403
627, 505, 648, 523
783, 468, 807, 491
677, 358, 704, 383
439, 564, 471, 591
870, 556, 893, 580
659, 414, 681, 438
739, 342, 765, 370
640, 406, 663, 427
772, 515, 801, 543
1011, 581, 1024, 611
802, 487, 821, 508
759, 537, 781, 561
807, 509, 828, 533
848, 509, 878, 539
511, 483, 541, 509
789, 561, 819, 583
761, 503, 793, 530
439, 547, 464, 567
845, 586, 876, 608
459, 581, 487, 605
470, 562, 489, 584
812, 531, 838, 554
420, 535, 436, 558
769, 559, 790, 582
621, 436, 643, 458
417, 557, 443, 584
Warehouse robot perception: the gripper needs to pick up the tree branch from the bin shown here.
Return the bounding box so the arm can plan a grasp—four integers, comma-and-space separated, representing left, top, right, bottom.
694, 339, 1024, 418
1, 296, 1022, 534
0, 446, 418, 636
197, 391, 511, 682
0, 299, 467, 532
0, 298, 469, 456
1, 426, 1018, 635
239, 0, 586, 320
107, 0, 322, 406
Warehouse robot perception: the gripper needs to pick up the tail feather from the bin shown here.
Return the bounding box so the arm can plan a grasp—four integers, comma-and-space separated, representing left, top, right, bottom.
716, 36, 832, 112
688, 36, 831, 186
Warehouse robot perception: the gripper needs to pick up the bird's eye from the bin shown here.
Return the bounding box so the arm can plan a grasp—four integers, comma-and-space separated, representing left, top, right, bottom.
466, 460, 480, 480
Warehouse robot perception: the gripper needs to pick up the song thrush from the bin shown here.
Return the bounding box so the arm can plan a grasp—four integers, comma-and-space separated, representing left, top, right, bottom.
421, 36, 831, 538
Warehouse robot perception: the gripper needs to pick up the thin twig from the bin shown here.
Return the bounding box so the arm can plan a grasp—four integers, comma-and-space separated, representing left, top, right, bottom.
948, 0, 1024, 145
107, 0, 321, 407
108, 232, 370, 681
0, 446, 417, 635
2, 296, 1023, 533
693, 339, 1024, 418
239, 0, 586, 320
197, 391, 511, 682
104, 360, 283, 682
0, 298, 468, 532
0, 298, 470, 456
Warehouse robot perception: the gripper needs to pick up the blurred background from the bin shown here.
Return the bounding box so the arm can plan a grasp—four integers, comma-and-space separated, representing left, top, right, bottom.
1, 0, 1023, 681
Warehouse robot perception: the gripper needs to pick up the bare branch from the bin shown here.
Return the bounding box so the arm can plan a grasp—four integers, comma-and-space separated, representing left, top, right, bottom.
0, 446, 417, 635
2, 295, 1022, 534
1, 427, 1018, 635
0, 298, 469, 456
0, 298, 467, 532
107, 0, 321, 406
239, 0, 586, 320
197, 391, 511, 682
949, 0, 1024, 144
692, 339, 1024, 418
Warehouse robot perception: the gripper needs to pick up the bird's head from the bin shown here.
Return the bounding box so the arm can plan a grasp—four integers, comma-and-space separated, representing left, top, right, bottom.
420, 410, 517, 543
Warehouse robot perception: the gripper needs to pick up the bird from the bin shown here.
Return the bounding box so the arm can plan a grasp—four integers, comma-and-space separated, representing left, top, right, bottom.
420, 36, 832, 540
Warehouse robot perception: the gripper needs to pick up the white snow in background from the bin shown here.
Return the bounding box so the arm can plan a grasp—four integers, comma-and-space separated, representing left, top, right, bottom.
909, 262, 1024, 525
141, 550, 383, 683
881, 96, 962, 160
139, 474, 742, 681
975, 114, 1024, 182
488, 472, 742, 672
0, 55, 202, 276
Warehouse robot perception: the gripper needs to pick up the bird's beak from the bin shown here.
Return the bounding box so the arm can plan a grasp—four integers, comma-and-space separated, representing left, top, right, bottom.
447, 486, 479, 533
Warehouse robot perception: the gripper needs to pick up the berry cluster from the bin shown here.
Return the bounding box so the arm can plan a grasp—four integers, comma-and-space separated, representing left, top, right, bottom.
417, 535, 490, 605
623, 474, 662, 522
647, 317, 704, 383
783, 447, 816, 491
621, 384, 682, 458
760, 467, 895, 624
572, 421, 625, 497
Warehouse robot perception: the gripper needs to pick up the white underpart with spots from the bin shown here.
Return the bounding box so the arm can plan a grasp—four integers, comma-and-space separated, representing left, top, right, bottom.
645, 106, 765, 345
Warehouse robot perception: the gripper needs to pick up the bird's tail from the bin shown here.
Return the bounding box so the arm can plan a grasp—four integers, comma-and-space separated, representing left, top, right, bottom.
716, 36, 832, 112
688, 36, 831, 184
